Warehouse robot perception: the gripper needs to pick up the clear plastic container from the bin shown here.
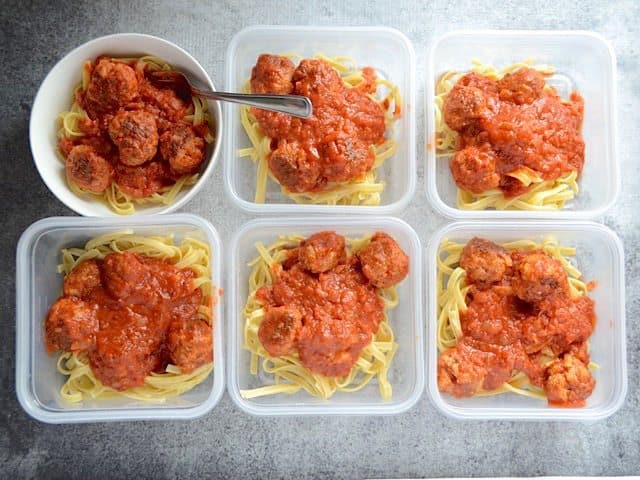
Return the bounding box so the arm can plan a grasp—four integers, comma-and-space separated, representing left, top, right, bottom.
426, 221, 626, 421
425, 30, 618, 219
224, 25, 416, 214
228, 216, 424, 415
15, 214, 224, 423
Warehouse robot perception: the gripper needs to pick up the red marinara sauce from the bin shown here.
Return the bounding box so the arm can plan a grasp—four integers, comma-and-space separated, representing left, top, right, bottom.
443, 67, 585, 197
59, 55, 208, 198
45, 252, 212, 391
249, 54, 387, 193
256, 231, 409, 377
437, 237, 596, 407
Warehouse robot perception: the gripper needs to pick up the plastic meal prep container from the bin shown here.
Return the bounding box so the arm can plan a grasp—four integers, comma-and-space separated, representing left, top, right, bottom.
224, 25, 416, 214
425, 30, 618, 219
426, 221, 626, 421
228, 216, 424, 415
15, 214, 224, 423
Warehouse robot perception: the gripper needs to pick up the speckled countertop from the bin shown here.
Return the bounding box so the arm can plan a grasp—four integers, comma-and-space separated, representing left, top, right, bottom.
1, 1, 638, 478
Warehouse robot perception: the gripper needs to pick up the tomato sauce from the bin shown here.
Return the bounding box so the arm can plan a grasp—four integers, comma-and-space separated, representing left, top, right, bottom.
60, 55, 207, 198
443, 68, 584, 197
256, 231, 408, 378
438, 237, 596, 407
45, 252, 212, 391
249, 55, 386, 193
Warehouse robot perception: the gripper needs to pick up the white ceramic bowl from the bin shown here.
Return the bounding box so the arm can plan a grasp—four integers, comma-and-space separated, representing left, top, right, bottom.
30, 33, 223, 217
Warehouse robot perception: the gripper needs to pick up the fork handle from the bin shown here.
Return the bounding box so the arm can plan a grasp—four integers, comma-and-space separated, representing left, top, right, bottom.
193, 89, 313, 118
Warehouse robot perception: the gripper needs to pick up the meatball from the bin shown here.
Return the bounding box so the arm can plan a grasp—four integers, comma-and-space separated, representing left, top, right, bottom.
45, 297, 98, 353
268, 140, 322, 192
449, 146, 501, 194
321, 137, 375, 184
250, 54, 295, 94
498, 67, 545, 105
444, 86, 489, 131
63, 259, 102, 299
89, 309, 155, 391
166, 318, 213, 373
538, 295, 595, 353
258, 306, 302, 357
108, 109, 159, 166
461, 287, 520, 346
298, 231, 346, 273
84, 58, 138, 114
438, 347, 485, 397
357, 232, 409, 288
293, 59, 344, 99
65, 145, 114, 193
159, 124, 205, 175
511, 251, 569, 303
544, 354, 595, 406
460, 237, 512, 287
102, 252, 150, 300
437, 339, 514, 397
139, 81, 188, 124
115, 161, 168, 198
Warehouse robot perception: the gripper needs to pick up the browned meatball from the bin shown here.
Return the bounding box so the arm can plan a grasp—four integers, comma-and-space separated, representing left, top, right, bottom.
268, 140, 322, 192
102, 252, 150, 300
258, 306, 302, 357
357, 232, 409, 288
292, 58, 344, 97
159, 124, 205, 175
511, 251, 569, 303
139, 81, 188, 124
539, 295, 595, 353
444, 86, 489, 131
45, 297, 98, 353
251, 54, 295, 94
298, 231, 346, 273
498, 67, 546, 105
84, 58, 138, 114
65, 145, 114, 193
89, 308, 155, 391
450, 146, 501, 194
108, 109, 158, 166
63, 259, 102, 299
544, 354, 595, 406
321, 136, 375, 184
167, 318, 213, 373
460, 237, 512, 287
115, 161, 169, 198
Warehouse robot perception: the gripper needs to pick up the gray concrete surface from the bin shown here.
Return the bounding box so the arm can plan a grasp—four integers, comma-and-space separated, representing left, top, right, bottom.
1, 0, 639, 478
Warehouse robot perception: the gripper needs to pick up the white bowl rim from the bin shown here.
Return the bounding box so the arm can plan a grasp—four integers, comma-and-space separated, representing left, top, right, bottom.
29, 32, 223, 217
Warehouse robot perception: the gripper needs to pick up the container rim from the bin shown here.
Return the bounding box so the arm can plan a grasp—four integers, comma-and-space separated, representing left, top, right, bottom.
424, 220, 627, 421
223, 25, 417, 215
227, 215, 425, 415
15, 213, 225, 423
424, 29, 619, 220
